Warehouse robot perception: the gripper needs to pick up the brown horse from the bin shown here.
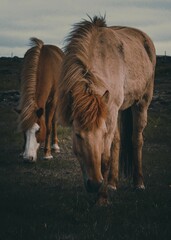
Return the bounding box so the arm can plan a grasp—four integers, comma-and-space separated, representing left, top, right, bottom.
57, 16, 156, 205
17, 37, 64, 162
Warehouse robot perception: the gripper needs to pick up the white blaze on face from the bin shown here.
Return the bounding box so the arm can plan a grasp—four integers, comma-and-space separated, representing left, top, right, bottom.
23, 123, 40, 162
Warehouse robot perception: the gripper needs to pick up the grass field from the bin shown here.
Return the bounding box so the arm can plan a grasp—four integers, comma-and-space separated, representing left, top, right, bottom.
0, 57, 171, 240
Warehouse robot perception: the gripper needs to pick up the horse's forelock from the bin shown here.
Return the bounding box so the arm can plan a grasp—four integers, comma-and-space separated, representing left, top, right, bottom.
72, 87, 108, 129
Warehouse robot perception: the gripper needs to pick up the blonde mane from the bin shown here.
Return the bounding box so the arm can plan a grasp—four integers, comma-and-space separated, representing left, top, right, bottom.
58, 16, 108, 129
18, 38, 44, 131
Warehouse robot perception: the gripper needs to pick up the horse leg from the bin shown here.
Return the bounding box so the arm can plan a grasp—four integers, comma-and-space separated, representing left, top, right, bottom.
44, 106, 55, 159
132, 105, 147, 189
51, 115, 60, 153
97, 114, 118, 205
132, 79, 154, 189
108, 125, 120, 190
97, 152, 110, 205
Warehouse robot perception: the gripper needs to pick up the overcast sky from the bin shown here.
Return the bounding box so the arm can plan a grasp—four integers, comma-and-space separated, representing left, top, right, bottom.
0, 0, 171, 57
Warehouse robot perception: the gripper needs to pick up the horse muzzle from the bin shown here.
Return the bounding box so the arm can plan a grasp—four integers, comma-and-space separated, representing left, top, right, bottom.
23, 148, 39, 162
23, 154, 37, 163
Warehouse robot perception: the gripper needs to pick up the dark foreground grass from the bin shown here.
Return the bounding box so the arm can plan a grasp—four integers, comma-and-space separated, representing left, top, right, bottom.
0, 104, 171, 240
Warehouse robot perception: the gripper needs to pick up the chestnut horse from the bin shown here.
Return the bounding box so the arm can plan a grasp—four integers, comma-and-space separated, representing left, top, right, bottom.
18, 38, 64, 162
57, 16, 156, 205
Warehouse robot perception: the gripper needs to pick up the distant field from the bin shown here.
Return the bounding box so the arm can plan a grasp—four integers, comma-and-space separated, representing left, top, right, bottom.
0, 56, 171, 240
0, 57, 22, 91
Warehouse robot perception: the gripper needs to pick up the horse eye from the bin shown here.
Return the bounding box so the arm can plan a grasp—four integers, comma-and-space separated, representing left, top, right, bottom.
36, 129, 40, 134
75, 133, 83, 140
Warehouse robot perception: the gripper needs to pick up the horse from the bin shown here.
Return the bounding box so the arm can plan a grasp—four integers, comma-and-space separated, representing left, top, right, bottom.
17, 37, 64, 162
57, 16, 156, 205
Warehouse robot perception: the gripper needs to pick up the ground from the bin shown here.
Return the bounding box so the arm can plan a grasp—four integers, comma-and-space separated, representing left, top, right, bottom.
0, 56, 171, 240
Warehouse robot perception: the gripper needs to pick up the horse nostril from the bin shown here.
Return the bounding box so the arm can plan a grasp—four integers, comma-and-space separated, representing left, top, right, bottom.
23, 156, 35, 163
86, 179, 103, 193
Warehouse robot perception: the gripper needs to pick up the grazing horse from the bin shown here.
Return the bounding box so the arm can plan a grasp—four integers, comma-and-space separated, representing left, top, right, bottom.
57, 16, 156, 204
18, 37, 64, 162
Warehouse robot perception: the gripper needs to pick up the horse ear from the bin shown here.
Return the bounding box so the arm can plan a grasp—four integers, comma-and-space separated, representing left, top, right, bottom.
36, 108, 44, 118
68, 90, 73, 101
102, 90, 109, 104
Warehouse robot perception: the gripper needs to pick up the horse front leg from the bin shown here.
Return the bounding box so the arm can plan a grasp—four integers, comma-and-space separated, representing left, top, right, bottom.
97, 153, 110, 205
97, 132, 117, 205
108, 125, 120, 191
97, 113, 119, 205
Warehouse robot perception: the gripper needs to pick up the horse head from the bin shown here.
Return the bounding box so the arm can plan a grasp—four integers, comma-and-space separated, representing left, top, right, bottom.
72, 90, 109, 193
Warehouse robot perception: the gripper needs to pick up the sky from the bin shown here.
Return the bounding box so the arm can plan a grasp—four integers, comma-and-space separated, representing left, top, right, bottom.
0, 0, 171, 57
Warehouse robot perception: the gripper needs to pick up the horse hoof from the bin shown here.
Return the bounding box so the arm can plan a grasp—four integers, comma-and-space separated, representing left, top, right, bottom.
54, 148, 60, 153
135, 184, 145, 191
23, 158, 36, 163
96, 197, 110, 206
52, 144, 60, 153
107, 184, 117, 191
43, 155, 53, 160
107, 184, 117, 198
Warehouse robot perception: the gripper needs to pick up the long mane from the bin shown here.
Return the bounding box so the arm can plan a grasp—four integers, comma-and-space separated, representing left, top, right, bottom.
18, 37, 43, 131
57, 16, 108, 129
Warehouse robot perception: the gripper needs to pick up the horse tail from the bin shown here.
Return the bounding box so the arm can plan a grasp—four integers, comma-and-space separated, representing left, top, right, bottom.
119, 107, 133, 178
18, 38, 44, 131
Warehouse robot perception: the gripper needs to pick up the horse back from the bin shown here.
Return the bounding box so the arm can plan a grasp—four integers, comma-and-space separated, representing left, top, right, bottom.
103, 26, 156, 109
36, 45, 64, 105
39, 45, 64, 82
109, 26, 156, 66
